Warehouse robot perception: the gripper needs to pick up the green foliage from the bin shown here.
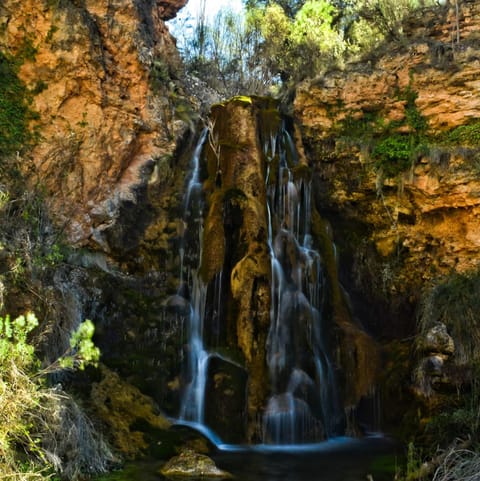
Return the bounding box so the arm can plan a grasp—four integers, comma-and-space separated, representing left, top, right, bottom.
171, 0, 438, 96
39, 319, 100, 374
62, 319, 100, 370
247, 0, 346, 83
442, 121, 480, 146
0, 312, 43, 478
337, 79, 428, 178
406, 441, 423, 479
0, 51, 35, 158
245, 0, 305, 18
0, 312, 39, 366
0, 312, 102, 479
372, 134, 414, 177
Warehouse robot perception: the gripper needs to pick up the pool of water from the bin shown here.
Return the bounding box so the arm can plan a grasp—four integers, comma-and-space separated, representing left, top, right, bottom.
96, 435, 400, 481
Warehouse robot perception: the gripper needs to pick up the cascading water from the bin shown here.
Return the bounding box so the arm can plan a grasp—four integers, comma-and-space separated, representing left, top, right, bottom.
262, 126, 343, 444
174, 104, 346, 446
177, 129, 211, 424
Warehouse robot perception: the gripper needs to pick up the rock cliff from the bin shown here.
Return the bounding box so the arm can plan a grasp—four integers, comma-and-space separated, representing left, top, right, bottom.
0, 0, 188, 251
0, 0, 192, 463
294, 0, 480, 438
294, 0, 480, 338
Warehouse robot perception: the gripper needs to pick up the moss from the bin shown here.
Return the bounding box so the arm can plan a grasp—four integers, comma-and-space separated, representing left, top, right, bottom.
230, 95, 253, 105
334, 76, 428, 179
91, 366, 171, 460
440, 121, 480, 146
291, 163, 312, 181
0, 51, 36, 159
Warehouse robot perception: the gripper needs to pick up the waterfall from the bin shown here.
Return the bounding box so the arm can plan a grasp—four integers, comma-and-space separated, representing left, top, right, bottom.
174, 105, 346, 445
177, 129, 211, 424
262, 127, 342, 444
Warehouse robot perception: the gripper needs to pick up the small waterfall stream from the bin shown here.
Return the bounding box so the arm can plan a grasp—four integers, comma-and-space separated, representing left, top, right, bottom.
173, 103, 352, 446
177, 129, 210, 424
262, 127, 342, 443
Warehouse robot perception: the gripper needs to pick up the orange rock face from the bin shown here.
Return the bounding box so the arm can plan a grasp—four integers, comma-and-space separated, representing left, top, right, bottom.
0, 0, 186, 248
294, 1, 480, 337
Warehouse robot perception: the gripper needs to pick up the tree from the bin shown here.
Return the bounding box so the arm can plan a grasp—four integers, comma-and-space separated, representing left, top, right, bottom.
171, 0, 441, 97
244, 0, 306, 17
247, 0, 345, 82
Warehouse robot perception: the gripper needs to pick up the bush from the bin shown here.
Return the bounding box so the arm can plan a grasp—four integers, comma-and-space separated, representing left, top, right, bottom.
372, 134, 414, 177
0, 312, 107, 480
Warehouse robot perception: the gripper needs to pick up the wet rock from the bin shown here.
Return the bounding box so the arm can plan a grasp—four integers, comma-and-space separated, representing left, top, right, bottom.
205, 355, 248, 444
90, 365, 171, 459
417, 323, 455, 356
160, 449, 232, 479
413, 325, 456, 398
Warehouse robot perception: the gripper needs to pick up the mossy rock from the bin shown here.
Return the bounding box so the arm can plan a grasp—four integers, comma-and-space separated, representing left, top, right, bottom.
160, 449, 232, 479
90, 365, 171, 459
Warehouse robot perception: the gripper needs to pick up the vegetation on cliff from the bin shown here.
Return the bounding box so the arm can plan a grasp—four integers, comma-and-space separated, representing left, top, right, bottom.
171, 0, 440, 96
0, 313, 107, 480
0, 49, 112, 478
0, 51, 36, 158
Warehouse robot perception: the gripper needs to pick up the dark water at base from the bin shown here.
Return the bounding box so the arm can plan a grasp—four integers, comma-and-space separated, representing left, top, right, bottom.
96, 436, 400, 481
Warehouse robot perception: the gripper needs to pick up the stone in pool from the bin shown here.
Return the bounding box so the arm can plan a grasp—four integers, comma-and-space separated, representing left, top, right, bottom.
160, 449, 232, 479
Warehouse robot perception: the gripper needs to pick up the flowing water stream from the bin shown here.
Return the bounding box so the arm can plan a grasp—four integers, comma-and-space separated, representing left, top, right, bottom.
262, 126, 343, 443
176, 119, 345, 444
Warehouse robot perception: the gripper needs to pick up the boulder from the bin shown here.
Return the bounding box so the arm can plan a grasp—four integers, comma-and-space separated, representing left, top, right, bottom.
160, 449, 232, 479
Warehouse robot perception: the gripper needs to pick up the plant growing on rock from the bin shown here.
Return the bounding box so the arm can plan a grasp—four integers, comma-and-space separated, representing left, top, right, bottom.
0, 312, 110, 480
0, 51, 36, 159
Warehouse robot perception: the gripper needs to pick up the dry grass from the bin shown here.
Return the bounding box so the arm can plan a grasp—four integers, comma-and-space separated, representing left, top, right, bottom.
432, 446, 480, 481
0, 342, 117, 480
34, 388, 118, 480
0, 359, 46, 480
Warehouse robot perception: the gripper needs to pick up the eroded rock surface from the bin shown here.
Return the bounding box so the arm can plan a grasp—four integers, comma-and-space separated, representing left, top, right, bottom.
294, 0, 480, 338
0, 0, 187, 249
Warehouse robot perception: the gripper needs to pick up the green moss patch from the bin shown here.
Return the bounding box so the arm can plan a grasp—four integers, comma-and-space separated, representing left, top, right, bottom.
0, 51, 36, 159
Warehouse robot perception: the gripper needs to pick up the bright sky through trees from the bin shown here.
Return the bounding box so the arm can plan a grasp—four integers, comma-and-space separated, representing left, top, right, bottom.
175, 0, 244, 24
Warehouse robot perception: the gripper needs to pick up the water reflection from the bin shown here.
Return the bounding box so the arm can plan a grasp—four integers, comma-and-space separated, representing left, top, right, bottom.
96, 436, 398, 481
213, 436, 398, 481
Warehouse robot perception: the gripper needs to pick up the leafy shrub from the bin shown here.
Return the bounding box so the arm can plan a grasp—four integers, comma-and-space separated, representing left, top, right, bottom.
443, 121, 480, 147
372, 134, 413, 177
0, 312, 105, 480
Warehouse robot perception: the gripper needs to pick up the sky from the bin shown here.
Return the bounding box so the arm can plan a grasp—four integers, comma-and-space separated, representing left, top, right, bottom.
177, 0, 244, 22
167, 0, 245, 47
